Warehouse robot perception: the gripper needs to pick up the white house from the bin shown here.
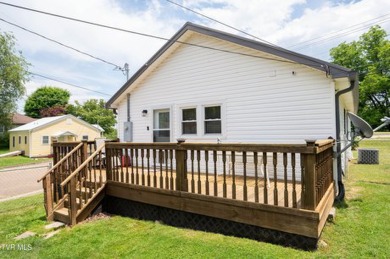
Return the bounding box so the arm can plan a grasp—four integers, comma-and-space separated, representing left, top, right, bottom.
106, 23, 358, 198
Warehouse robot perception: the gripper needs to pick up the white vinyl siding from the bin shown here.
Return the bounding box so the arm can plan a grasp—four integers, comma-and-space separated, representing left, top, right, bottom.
116, 32, 336, 144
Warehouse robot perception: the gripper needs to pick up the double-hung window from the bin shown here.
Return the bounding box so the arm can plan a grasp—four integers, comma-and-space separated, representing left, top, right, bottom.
204, 106, 221, 134
182, 108, 197, 134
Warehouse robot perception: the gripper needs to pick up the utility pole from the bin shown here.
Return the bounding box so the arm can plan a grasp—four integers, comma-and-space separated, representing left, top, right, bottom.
124, 63, 129, 80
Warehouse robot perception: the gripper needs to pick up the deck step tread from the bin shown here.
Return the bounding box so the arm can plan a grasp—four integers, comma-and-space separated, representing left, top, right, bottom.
55, 207, 68, 215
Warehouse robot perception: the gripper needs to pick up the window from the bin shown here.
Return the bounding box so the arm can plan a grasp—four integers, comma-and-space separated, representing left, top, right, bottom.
204, 106, 221, 134
18, 136, 21, 144
42, 136, 49, 144
12, 136, 15, 147
182, 108, 197, 134
25, 136, 27, 144
82, 135, 88, 141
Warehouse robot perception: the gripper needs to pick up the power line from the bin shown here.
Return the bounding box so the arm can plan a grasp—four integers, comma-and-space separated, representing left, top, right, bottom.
289, 13, 390, 50
0, 2, 332, 71
0, 17, 122, 69
0, 2, 169, 41
165, 0, 278, 47
30, 72, 111, 96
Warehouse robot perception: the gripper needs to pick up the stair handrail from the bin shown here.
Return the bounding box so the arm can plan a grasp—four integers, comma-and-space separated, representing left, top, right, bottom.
37, 142, 84, 183
60, 143, 106, 187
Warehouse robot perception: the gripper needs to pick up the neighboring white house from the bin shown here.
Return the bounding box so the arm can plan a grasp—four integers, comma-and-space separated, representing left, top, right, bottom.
106, 22, 358, 194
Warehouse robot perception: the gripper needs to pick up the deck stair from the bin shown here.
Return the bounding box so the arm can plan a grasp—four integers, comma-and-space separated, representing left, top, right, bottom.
39, 141, 106, 225
53, 182, 106, 224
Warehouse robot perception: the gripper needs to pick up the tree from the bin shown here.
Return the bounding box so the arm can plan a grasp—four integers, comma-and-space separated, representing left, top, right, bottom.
67, 99, 116, 138
330, 25, 390, 129
39, 105, 67, 117
0, 31, 29, 131
24, 86, 70, 118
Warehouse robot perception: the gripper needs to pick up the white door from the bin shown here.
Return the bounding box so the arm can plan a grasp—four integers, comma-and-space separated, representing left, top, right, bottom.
153, 109, 170, 142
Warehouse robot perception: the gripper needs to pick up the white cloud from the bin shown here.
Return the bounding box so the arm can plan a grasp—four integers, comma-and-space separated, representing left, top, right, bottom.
2, 0, 390, 113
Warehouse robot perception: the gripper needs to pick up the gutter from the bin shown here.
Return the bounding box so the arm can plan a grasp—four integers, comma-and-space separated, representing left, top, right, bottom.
334, 75, 357, 201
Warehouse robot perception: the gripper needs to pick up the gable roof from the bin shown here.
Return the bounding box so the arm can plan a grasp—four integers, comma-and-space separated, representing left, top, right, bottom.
12, 113, 36, 125
8, 114, 103, 133
107, 22, 358, 108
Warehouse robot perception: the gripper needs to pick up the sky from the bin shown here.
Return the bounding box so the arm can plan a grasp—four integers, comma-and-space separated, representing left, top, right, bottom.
0, 0, 389, 113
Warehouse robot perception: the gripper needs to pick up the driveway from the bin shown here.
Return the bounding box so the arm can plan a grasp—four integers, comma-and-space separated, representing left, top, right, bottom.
0, 162, 51, 201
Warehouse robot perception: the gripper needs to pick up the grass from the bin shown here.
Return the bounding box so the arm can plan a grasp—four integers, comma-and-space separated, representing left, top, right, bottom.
0, 148, 51, 169
0, 138, 389, 258
0, 148, 9, 155
319, 138, 390, 258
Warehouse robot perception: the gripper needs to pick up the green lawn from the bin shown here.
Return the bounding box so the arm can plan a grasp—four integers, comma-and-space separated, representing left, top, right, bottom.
0, 138, 389, 258
0, 148, 9, 155
0, 148, 51, 169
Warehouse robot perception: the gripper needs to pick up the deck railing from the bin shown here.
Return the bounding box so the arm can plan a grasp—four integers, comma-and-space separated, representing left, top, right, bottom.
60, 143, 106, 225
39, 141, 86, 219
105, 139, 334, 210
52, 140, 96, 164
40, 140, 106, 223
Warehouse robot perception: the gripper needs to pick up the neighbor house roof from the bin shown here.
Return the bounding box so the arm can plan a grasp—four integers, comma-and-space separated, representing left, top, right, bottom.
53, 131, 78, 137
8, 114, 103, 133
12, 113, 36, 125
92, 124, 105, 132
107, 22, 358, 108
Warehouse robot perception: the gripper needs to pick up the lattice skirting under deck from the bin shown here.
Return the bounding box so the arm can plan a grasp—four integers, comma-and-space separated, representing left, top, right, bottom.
103, 196, 318, 250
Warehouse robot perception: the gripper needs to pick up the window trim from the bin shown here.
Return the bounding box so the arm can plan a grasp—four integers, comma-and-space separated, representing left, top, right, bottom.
177, 102, 225, 139
82, 135, 89, 141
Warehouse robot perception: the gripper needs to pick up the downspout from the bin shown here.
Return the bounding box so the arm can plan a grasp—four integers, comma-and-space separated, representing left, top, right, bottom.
334, 78, 357, 202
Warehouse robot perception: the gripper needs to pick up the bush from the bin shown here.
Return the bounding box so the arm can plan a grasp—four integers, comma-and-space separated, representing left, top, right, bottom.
0, 132, 9, 148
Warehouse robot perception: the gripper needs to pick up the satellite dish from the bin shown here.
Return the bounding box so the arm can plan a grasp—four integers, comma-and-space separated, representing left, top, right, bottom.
348, 112, 373, 138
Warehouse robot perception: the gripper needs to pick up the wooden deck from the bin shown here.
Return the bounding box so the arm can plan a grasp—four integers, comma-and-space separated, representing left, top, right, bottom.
41, 139, 335, 248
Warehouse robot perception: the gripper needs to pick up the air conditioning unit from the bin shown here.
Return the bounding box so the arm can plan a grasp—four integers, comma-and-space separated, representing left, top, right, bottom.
358, 148, 379, 164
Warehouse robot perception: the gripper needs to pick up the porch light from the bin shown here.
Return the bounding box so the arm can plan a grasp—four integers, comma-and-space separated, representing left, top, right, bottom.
142, 110, 148, 117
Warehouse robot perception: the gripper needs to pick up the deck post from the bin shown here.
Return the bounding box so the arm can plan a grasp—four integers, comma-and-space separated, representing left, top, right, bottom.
302, 140, 317, 210
52, 140, 59, 165
43, 174, 54, 220
176, 139, 188, 192
70, 177, 77, 225
106, 141, 112, 181
81, 140, 88, 178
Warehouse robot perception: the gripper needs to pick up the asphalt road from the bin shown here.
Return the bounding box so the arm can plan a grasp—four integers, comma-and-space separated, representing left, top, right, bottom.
0, 162, 51, 201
